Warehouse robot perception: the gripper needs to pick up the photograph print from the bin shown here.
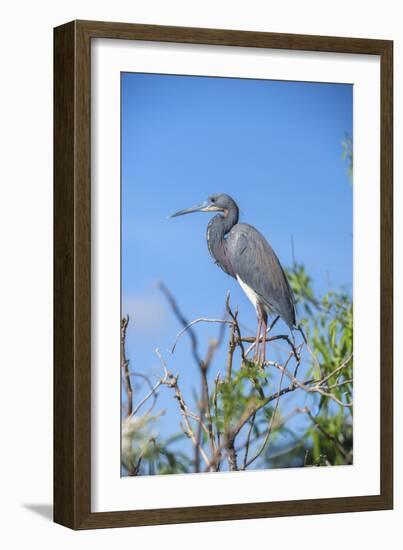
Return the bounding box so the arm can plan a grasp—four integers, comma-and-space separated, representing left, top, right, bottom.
121, 72, 353, 477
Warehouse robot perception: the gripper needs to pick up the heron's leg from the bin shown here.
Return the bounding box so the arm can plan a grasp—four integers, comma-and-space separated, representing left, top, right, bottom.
254, 318, 262, 362
255, 304, 266, 364
260, 311, 268, 364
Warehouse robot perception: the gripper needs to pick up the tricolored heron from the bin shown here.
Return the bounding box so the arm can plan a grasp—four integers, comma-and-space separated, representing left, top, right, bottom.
170, 194, 296, 363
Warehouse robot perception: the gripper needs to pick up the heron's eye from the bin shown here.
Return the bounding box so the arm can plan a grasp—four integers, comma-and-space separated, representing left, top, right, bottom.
210, 197, 215, 203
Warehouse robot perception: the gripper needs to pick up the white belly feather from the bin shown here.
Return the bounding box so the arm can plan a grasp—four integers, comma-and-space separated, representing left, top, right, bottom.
236, 274, 259, 313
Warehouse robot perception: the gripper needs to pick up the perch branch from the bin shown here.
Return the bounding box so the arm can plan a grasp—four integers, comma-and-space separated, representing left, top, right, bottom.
244, 315, 280, 357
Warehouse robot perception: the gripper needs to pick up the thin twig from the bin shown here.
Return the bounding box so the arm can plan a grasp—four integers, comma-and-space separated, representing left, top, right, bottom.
235, 408, 302, 455
243, 367, 286, 468
325, 378, 353, 390
242, 413, 256, 468
213, 373, 222, 456
201, 365, 216, 459
226, 293, 246, 363
207, 372, 309, 472
298, 324, 323, 378
225, 293, 266, 398
318, 353, 353, 385
130, 371, 161, 417
121, 316, 133, 417
226, 321, 237, 383
299, 406, 350, 461
158, 281, 203, 365
170, 318, 231, 355
129, 437, 156, 476
197, 309, 227, 470
161, 283, 228, 471
267, 356, 353, 408
155, 349, 211, 468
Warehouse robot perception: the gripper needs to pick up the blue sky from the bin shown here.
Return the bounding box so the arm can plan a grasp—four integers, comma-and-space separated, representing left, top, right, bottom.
121, 72, 352, 465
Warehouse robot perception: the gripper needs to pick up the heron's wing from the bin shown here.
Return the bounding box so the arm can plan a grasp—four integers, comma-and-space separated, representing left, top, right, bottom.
227, 224, 296, 328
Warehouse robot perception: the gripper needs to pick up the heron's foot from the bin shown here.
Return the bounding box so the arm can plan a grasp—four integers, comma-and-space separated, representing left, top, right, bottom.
253, 355, 265, 368
253, 345, 265, 367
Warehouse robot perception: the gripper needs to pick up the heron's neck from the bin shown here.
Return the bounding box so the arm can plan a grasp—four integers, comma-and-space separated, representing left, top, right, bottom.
208, 207, 238, 241
206, 207, 238, 276
214, 205, 239, 236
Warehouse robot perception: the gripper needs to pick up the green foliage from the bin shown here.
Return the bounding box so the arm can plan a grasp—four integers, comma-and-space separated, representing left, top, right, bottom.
282, 263, 353, 467
216, 364, 268, 431
288, 262, 353, 399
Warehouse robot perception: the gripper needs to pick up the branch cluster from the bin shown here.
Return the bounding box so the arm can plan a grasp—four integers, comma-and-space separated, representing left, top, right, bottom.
121, 283, 353, 475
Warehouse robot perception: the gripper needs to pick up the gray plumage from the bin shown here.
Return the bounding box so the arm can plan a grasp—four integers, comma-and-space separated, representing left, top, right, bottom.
226, 223, 296, 329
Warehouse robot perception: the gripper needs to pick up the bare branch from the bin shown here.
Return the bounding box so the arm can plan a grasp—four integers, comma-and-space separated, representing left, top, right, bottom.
170, 317, 231, 355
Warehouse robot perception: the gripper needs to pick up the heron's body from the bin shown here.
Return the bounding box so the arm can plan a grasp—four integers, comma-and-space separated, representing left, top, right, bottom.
207, 218, 296, 329
170, 194, 296, 362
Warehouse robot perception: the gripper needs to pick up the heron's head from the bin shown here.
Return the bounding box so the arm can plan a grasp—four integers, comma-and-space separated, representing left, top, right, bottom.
169, 193, 238, 218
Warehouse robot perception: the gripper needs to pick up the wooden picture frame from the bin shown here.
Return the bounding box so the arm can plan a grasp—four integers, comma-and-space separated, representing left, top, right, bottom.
54, 20, 393, 529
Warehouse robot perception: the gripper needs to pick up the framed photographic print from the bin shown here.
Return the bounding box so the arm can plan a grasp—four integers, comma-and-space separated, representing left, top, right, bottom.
54, 20, 393, 529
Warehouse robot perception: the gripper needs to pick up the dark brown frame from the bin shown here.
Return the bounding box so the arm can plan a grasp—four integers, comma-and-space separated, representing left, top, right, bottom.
54, 20, 393, 530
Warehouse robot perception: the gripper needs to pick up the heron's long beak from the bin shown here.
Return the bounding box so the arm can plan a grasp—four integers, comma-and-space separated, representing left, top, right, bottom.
169, 200, 215, 218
